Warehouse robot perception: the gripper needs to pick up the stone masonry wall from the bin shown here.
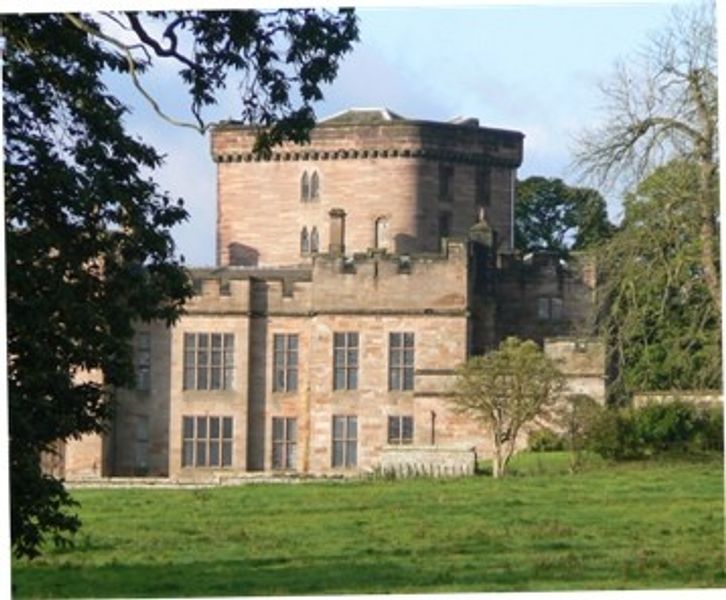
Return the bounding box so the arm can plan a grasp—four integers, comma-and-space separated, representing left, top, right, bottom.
212, 120, 522, 267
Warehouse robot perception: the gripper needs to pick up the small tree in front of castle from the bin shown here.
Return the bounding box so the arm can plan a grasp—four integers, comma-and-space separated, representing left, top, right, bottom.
451, 337, 565, 478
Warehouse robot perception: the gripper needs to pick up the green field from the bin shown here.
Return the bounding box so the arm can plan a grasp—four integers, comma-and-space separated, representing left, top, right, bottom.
12, 453, 725, 597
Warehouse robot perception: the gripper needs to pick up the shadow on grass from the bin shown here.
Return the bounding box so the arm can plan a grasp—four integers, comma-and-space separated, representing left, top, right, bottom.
13, 554, 548, 598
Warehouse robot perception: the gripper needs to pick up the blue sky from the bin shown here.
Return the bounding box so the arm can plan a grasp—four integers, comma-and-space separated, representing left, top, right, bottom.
97, 1, 696, 266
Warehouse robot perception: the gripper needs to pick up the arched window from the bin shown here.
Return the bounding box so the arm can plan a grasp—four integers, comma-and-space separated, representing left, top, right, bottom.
310, 226, 319, 253
300, 172, 310, 202
310, 171, 320, 200
300, 227, 310, 255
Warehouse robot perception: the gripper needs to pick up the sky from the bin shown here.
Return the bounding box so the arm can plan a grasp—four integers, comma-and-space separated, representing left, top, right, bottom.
11, 0, 703, 266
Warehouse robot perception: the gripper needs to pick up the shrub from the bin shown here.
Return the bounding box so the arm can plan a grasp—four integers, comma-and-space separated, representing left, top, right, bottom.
587, 400, 723, 460
528, 428, 565, 452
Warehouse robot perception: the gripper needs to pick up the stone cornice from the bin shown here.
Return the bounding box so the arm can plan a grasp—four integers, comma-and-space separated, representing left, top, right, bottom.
212, 146, 520, 168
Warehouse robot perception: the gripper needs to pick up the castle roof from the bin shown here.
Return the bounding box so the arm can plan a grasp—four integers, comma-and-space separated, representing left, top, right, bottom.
319, 107, 405, 125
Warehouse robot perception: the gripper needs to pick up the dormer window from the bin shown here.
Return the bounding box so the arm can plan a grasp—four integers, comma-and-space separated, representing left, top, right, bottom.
300, 227, 310, 255
301, 170, 320, 202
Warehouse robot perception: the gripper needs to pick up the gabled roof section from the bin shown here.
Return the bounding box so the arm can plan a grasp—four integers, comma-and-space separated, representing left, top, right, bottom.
320, 107, 405, 125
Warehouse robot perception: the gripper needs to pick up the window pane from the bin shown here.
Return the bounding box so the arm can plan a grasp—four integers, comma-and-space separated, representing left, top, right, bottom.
347, 368, 358, 390
390, 332, 401, 348
288, 335, 298, 350
332, 441, 343, 467
388, 416, 400, 443
196, 441, 207, 466
286, 443, 297, 470
209, 417, 220, 439
223, 417, 233, 439
333, 332, 344, 348
390, 369, 401, 391
275, 369, 285, 392
333, 349, 345, 367
183, 366, 195, 390
346, 441, 357, 466
197, 365, 208, 390
272, 443, 283, 469
222, 441, 232, 466
210, 366, 221, 390
224, 367, 234, 390
272, 417, 284, 442
347, 349, 358, 367
286, 418, 297, 442
334, 369, 345, 390
403, 349, 414, 366
211, 333, 222, 349
183, 416, 194, 439
333, 416, 344, 440
287, 368, 298, 392
274, 334, 284, 351
551, 298, 563, 320
196, 416, 207, 439
211, 348, 221, 367
390, 349, 401, 367
402, 416, 414, 442
403, 332, 414, 347
209, 441, 220, 466
348, 332, 359, 347
182, 441, 194, 467
347, 416, 357, 439
288, 350, 298, 367
224, 334, 234, 349
184, 333, 196, 351
403, 369, 414, 391
198, 334, 209, 349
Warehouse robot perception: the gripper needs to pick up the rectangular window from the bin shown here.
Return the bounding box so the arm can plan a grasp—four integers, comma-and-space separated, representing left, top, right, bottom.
388, 416, 414, 445
181, 415, 233, 468
272, 417, 298, 470
135, 332, 151, 391
439, 164, 454, 202
389, 332, 415, 391
538, 298, 563, 321
332, 415, 357, 468
438, 212, 452, 240
183, 333, 234, 390
333, 332, 358, 390
272, 334, 299, 392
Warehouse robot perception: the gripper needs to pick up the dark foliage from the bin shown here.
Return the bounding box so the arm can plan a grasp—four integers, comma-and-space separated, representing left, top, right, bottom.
4, 9, 358, 559
514, 176, 613, 257
587, 401, 723, 460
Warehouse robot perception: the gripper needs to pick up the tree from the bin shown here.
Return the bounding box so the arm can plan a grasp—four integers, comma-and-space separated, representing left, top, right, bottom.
514, 176, 613, 257
551, 394, 603, 473
4, 10, 358, 559
593, 161, 720, 402
451, 338, 565, 478
574, 1, 718, 313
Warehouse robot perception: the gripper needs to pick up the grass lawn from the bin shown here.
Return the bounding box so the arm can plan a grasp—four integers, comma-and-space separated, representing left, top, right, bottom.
12, 452, 725, 597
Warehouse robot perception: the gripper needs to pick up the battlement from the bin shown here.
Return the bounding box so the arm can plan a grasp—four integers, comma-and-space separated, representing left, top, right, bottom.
188, 240, 469, 316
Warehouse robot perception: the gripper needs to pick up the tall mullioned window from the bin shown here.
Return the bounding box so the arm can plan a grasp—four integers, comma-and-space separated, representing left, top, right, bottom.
135, 331, 151, 391
333, 332, 359, 390
310, 226, 319, 253
332, 415, 357, 468
182, 415, 233, 468
183, 333, 234, 391
273, 334, 299, 392
310, 171, 320, 200
389, 332, 415, 391
300, 227, 310, 255
272, 417, 297, 470
300, 171, 310, 201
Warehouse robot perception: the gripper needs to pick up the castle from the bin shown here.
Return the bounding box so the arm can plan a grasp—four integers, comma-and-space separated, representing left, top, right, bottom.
51, 108, 605, 481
